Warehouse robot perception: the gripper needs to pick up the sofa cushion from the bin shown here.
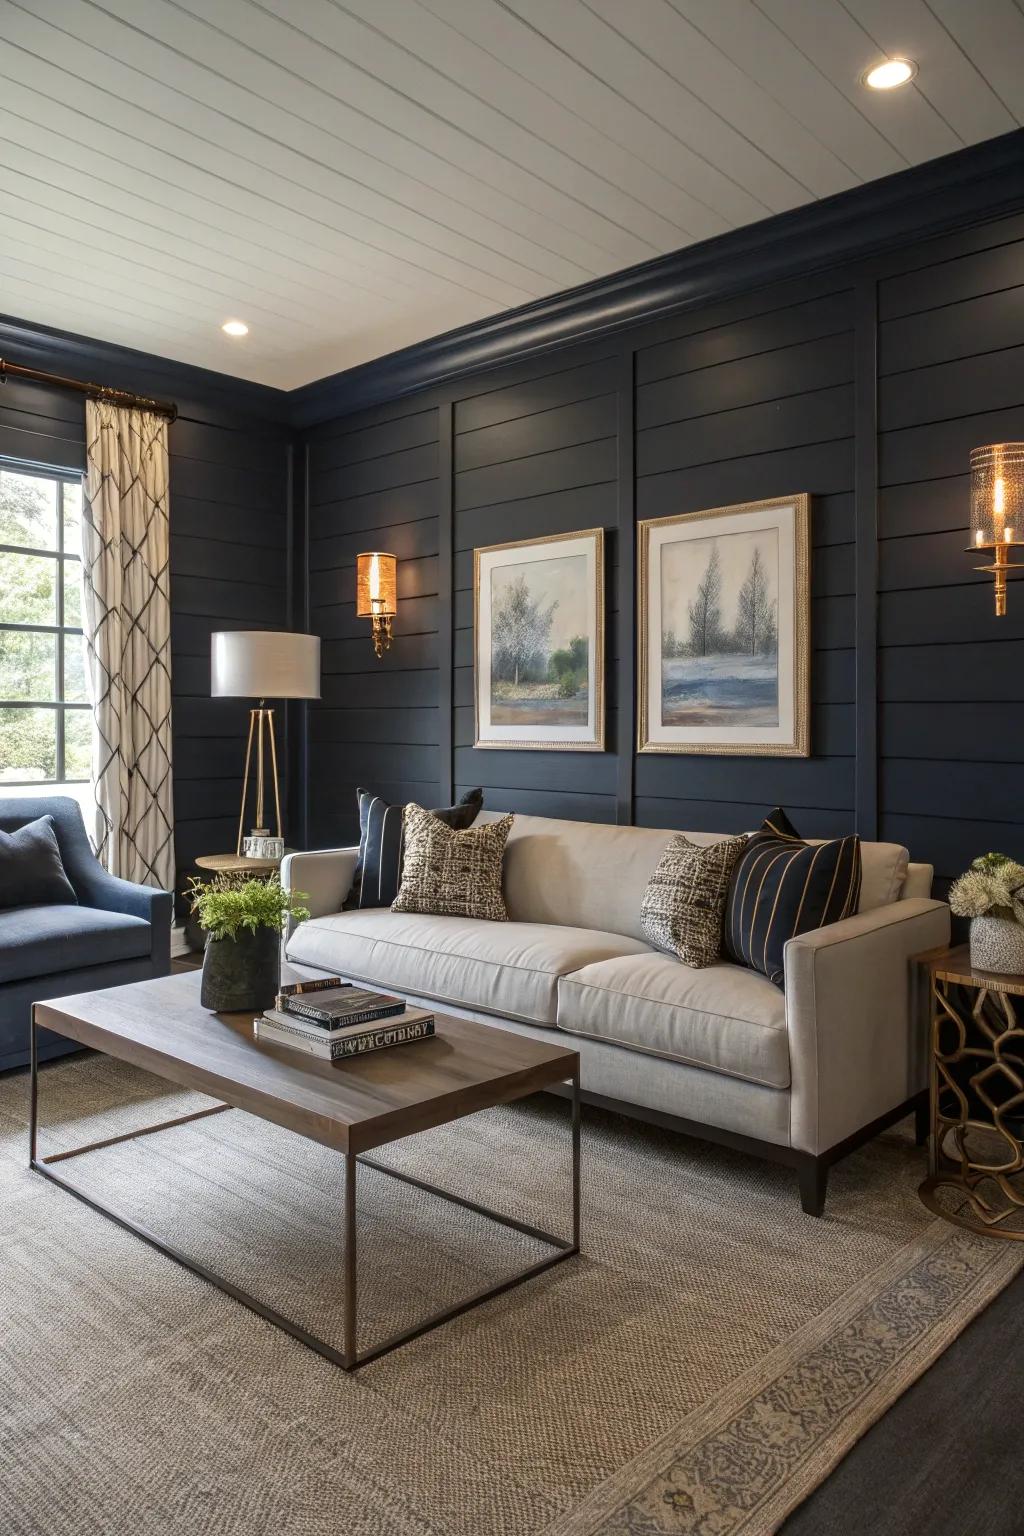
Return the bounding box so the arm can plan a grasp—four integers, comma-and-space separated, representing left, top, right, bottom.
557, 952, 790, 1089
392, 807, 513, 921
477, 811, 727, 941
350, 786, 482, 909
725, 813, 862, 987
858, 842, 910, 911
0, 904, 152, 986
641, 832, 747, 967
763, 806, 908, 913
477, 809, 910, 933
0, 815, 77, 911
286, 910, 651, 1026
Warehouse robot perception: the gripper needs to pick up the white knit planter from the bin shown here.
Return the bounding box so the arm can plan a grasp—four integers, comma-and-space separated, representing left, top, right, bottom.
969, 916, 1024, 976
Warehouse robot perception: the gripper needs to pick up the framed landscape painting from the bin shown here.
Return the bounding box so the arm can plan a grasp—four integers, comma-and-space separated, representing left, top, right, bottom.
638, 495, 810, 757
474, 528, 605, 751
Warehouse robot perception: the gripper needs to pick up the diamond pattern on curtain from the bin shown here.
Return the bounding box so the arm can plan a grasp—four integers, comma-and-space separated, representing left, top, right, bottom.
82, 400, 174, 891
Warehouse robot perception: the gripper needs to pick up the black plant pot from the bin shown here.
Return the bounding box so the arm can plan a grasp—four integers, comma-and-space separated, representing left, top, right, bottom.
200, 926, 280, 1013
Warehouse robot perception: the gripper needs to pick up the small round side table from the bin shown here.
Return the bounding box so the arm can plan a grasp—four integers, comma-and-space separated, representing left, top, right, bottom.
919, 943, 1024, 1240
195, 853, 282, 876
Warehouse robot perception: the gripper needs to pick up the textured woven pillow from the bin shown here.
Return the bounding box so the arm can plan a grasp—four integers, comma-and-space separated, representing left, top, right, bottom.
724, 808, 862, 988
349, 787, 482, 909
641, 833, 747, 967
392, 805, 513, 920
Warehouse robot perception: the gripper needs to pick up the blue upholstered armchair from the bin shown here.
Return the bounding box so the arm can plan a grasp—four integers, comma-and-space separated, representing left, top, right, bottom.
0, 797, 172, 1072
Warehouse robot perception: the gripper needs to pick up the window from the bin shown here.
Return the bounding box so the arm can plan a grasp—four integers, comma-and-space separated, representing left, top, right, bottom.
0, 465, 92, 786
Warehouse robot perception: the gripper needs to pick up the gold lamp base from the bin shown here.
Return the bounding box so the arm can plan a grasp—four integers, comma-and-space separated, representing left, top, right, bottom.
236, 701, 282, 857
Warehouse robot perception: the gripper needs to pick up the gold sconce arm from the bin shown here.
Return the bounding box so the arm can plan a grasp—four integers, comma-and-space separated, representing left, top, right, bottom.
371, 613, 394, 658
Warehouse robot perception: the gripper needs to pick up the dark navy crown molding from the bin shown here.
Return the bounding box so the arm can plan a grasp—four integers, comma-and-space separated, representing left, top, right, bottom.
0, 310, 289, 426
290, 128, 1024, 428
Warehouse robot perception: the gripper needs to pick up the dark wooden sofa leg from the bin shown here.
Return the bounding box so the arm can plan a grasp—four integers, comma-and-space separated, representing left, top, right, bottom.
797, 1156, 829, 1217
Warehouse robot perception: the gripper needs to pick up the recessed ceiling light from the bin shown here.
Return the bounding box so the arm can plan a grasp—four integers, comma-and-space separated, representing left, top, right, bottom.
862, 58, 917, 90
221, 319, 249, 337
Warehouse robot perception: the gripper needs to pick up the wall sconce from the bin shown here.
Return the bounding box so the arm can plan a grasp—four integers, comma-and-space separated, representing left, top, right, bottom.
970, 444, 1024, 616
356, 551, 397, 658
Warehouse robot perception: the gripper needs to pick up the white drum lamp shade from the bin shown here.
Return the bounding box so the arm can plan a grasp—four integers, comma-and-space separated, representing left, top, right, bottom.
211, 631, 321, 700
210, 631, 320, 854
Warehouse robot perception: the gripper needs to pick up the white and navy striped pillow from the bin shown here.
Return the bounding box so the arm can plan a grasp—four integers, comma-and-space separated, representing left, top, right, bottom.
724, 808, 862, 988
350, 788, 483, 909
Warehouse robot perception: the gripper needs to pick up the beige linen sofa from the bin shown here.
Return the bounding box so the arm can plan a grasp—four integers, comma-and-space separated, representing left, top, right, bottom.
281, 812, 949, 1214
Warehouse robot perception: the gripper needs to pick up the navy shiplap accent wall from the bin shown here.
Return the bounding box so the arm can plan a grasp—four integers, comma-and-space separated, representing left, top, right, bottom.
303, 207, 1024, 882
876, 212, 1024, 896
0, 332, 290, 886
452, 347, 621, 826
304, 401, 442, 848
632, 274, 856, 840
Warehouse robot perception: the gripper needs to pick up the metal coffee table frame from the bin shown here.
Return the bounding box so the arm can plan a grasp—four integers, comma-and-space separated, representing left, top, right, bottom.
28, 1017, 581, 1371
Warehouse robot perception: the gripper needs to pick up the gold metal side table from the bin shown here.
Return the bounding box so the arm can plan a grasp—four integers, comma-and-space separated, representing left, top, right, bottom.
919, 944, 1024, 1240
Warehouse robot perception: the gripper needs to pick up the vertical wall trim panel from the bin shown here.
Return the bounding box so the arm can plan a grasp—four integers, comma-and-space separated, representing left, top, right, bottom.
437, 401, 454, 805
616, 348, 637, 826
283, 437, 295, 849
854, 277, 879, 841
293, 441, 311, 851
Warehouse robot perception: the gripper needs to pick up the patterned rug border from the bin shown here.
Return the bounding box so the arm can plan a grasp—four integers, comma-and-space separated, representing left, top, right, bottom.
544, 1218, 1023, 1536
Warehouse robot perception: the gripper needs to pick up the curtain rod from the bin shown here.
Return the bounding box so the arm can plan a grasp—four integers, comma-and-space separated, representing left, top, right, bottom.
0, 356, 178, 421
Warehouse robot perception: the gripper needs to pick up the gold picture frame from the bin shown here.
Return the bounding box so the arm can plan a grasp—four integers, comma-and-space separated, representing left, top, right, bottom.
637, 495, 810, 757
474, 528, 605, 752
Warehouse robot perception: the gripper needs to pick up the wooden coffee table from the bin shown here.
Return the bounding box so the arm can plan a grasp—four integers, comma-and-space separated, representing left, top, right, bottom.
30, 970, 580, 1370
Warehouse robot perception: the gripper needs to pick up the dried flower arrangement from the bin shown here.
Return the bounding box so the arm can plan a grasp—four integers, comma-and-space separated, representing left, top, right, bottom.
949, 852, 1024, 925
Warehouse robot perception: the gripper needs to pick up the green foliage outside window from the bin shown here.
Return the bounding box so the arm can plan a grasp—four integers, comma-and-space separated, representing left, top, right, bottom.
0, 468, 92, 783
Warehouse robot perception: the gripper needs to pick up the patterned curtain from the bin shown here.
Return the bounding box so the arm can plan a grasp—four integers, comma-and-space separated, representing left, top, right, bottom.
81, 400, 174, 891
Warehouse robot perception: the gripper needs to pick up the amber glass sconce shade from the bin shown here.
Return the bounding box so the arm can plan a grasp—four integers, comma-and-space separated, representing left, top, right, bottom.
356, 552, 398, 658
970, 444, 1024, 617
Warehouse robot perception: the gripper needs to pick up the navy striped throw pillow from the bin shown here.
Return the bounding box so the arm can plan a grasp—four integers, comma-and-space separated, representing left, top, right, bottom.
350, 788, 483, 909
724, 808, 862, 988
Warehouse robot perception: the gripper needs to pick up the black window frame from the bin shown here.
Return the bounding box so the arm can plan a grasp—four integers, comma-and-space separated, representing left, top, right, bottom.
0, 460, 91, 786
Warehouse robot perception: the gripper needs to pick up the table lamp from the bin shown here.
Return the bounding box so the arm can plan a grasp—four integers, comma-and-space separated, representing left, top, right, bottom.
211, 630, 321, 856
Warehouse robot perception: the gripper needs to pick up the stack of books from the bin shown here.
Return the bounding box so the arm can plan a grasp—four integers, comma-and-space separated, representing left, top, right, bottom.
254, 977, 434, 1061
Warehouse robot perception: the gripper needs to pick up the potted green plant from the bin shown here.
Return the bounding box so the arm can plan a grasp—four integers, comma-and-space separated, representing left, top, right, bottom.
188, 874, 309, 1012
949, 852, 1024, 975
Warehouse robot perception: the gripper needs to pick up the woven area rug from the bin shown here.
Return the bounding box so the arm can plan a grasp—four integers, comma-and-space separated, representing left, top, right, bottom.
1, 1054, 1019, 1536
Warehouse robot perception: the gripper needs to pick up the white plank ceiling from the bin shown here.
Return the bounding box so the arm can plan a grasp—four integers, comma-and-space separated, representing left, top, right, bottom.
1, 0, 1022, 389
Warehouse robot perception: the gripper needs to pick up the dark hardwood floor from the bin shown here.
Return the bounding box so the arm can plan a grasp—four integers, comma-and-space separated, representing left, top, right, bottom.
782, 1264, 1024, 1534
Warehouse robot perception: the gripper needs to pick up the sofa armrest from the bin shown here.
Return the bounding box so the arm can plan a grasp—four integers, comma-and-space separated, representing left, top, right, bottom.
78, 870, 173, 971
785, 897, 950, 1157
280, 846, 359, 940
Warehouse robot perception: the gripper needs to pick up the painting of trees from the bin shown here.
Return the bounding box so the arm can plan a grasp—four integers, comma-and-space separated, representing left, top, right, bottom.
490, 572, 557, 686
642, 497, 808, 753
478, 534, 603, 746
686, 542, 723, 656
734, 546, 778, 654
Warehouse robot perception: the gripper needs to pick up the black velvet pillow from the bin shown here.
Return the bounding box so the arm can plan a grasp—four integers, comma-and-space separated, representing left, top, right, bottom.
724, 808, 861, 988
0, 815, 78, 911
349, 788, 483, 909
